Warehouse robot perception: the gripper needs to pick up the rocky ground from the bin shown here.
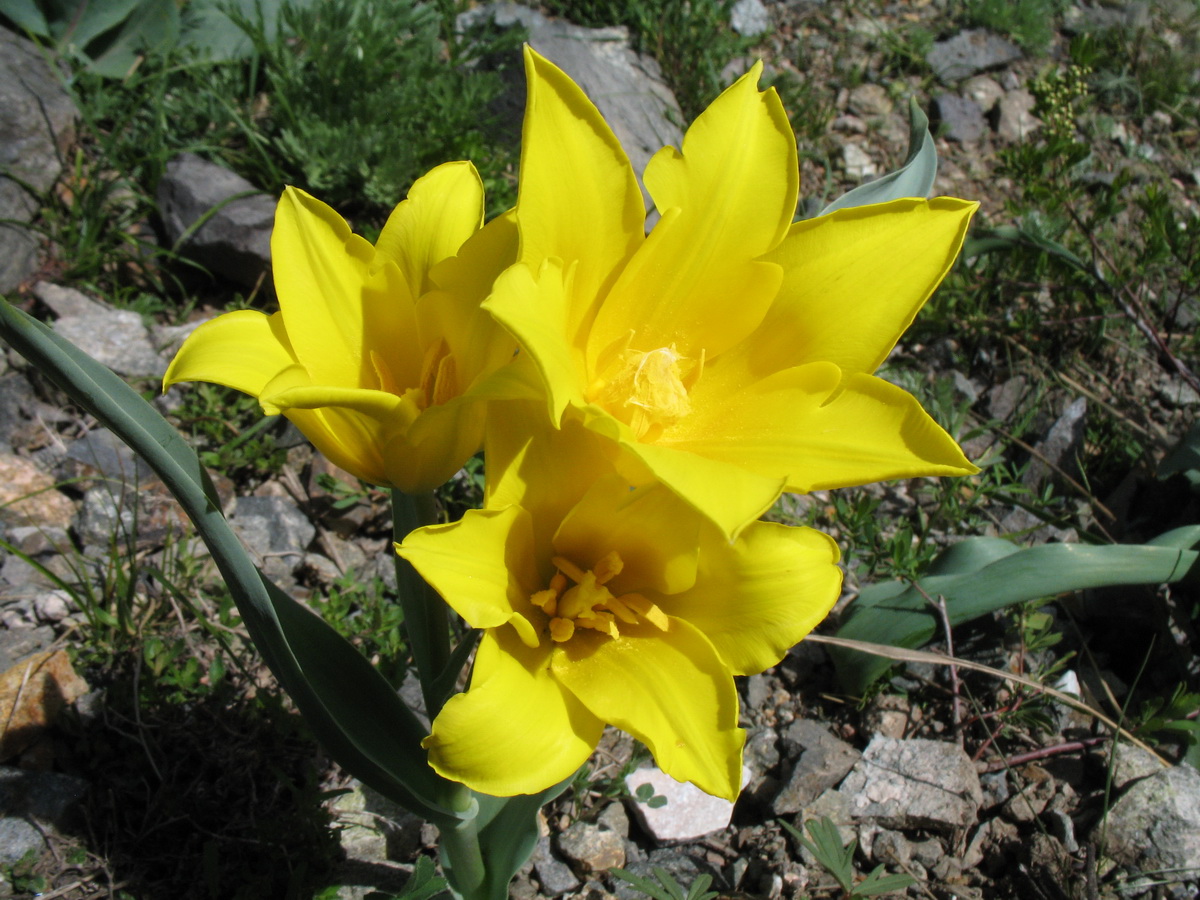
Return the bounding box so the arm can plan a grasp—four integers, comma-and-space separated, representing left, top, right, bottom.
0, 1, 1199, 899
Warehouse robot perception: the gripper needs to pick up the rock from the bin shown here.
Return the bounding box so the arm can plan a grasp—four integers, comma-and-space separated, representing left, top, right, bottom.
40, 283, 166, 379
65, 427, 154, 488
772, 720, 861, 815
229, 495, 316, 584
32, 590, 75, 624
0, 30, 77, 292
613, 851, 720, 900
624, 765, 747, 842
460, 3, 683, 204
0, 767, 87, 828
532, 834, 581, 896
0, 650, 89, 761
926, 29, 1022, 84
0, 817, 43, 864
557, 820, 625, 874
0, 454, 75, 529
729, 0, 770, 37
934, 93, 986, 143
995, 89, 1042, 143
836, 737, 983, 831
961, 75, 1004, 114
1001, 766, 1055, 823
1099, 763, 1200, 880
846, 83, 893, 119
1156, 375, 1200, 408
0, 373, 35, 453
840, 142, 876, 182
1106, 742, 1167, 791
75, 486, 136, 548
157, 153, 276, 287
1024, 396, 1086, 489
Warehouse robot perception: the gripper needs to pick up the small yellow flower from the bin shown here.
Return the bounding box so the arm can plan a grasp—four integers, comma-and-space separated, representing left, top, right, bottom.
485, 48, 980, 536
164, 163, 523, 493
397, 410, 841, 799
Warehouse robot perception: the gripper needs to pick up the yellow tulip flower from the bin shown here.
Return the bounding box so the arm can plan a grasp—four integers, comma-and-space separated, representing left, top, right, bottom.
164, 162, 523, 493
398, 410, 841, 799
484, 48, 980, 536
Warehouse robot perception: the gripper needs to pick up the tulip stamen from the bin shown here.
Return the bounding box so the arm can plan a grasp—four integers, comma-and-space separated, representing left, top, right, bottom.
592, 344, 695, 441
529, 551, 669, 644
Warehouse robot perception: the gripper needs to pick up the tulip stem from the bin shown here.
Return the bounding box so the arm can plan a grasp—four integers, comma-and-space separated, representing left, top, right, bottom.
439, 803, 488, 900
393, 489, 452, 719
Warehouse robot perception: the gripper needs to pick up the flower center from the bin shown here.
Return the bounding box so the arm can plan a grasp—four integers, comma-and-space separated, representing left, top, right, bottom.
592, 344, 704, 441
417, 338, 458, 409
529, 551, 668, 643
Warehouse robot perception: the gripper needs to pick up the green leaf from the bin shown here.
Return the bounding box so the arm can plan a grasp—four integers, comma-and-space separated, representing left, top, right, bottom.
819, 97, 937, 216
852, 867, 916, 897
0, 0, 51, 35
84, 0, 179, 78
833, 535, 1200, 694
0, 297, 469, 826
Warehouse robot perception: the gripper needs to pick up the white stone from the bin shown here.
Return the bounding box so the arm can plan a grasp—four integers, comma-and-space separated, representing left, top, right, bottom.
624, 765, 749, 842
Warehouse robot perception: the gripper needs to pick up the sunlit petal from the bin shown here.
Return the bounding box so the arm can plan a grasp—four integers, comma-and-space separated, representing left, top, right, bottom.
590, 64, 796, 361
669, 522, 841, 675
375, 161, 485, 296
554, 621, 744, 800
517, 48, 644, 333
425, 629, 602, 796
163, 309, 295, 396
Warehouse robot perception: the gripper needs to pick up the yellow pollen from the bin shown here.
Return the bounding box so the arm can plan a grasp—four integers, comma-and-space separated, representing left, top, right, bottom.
592, 344, 699, 441
529, 552, 670, 644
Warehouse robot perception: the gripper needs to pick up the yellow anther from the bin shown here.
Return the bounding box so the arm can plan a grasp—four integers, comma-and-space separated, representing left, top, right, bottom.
551, 556, 588, 585
531, 588, 558, 615
593, 551, 623, 585
549, 617, 575, 642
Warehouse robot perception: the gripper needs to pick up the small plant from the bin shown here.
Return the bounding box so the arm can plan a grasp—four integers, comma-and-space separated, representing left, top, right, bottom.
781, 817, 915, 898
1132, 684, 1200, 768
610, 867, 718, 900
963, 0, 1066, 53
633, 781, 668, 808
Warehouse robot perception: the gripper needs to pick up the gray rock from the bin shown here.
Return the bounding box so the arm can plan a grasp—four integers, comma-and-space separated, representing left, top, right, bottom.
76, 486, 136, 548
730, 0, 771, 37
4, 525, 69, 558
0, 817, 43, 864
157, 153, 276, 287
961, 75, 1005, 114
847, 83, 893, 119
0, 767, 87, 828
0, 30, 77, 292
934, 94, 986, 143
1100, 763, 1200, 881
995, 89, 1042, 143
836, 737, 983, 831
557, 820, 624, 874
532, 834, 581, 896
39, 284, 165, 379
1024, 396, 1086, 489
33, 589, 75, 623
0, 625, 55, 672
926, 29, 1022, 84
773, 720, 861, 815
1107, 742, 1167, 791
460, 4, 683, 205
840, 142, 877, 182
66, 427, 154, 487
228, 495, 315, 584
0, 373, 36, 452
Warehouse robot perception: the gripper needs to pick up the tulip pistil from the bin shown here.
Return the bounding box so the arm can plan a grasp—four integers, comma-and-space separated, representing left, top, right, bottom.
592, 345, 702, 441
529, 551, 668, 643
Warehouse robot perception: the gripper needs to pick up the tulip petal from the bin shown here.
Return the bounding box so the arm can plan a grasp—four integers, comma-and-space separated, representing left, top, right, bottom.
554, 620, 744, 800
163, 309, 296, 396
375, 161, 485, 296
669, 522, 841, 675
618, 435, 785, 539
589, 65, 796, 362
759, 197, 979, 380
398, 505, 543, 628
484, 259, 586, 425
271, 186, 379, 388
669, 363, 977, 492
553, 476, 699, 596
282, 406, 391, 486
517, 47, 644, 330
425, 629, 602, 796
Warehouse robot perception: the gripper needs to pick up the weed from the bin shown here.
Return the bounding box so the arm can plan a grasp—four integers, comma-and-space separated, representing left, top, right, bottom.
317, 571, 409, 689
780, 816, 915, 898
963, 0, 1066, 53
610, 867, 718, 900
171, 383, 287, 481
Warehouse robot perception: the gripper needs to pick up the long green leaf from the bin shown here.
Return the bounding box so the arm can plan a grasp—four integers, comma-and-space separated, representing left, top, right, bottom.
0, 298, 469, 825
818, 97, 937, 216
833, 535, 1200, 694
0, 0, 50, 35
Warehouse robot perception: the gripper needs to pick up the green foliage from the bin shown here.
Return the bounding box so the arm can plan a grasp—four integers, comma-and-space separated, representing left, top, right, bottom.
610, 867, 718, 900
632, 781, 667, 808
1132, 684, 1200, 768
230, 0, 518, 211
318, 571, 409, 690
780, 817, 915, 898
962, 0, 1066, 53
541, 0, 754, 120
